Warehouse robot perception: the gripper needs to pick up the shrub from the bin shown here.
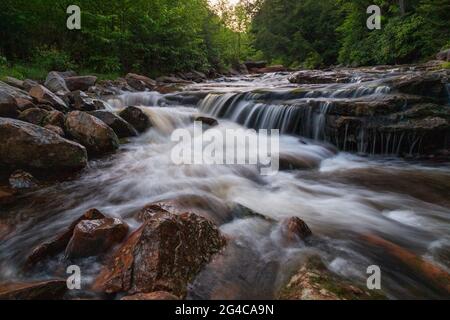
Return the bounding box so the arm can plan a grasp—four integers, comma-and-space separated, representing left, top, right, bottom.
33, 48, 77, 71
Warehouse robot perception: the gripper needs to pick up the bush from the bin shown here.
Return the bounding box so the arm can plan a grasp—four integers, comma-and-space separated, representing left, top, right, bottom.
0, 55, 7, 67
33, 48, 77, 71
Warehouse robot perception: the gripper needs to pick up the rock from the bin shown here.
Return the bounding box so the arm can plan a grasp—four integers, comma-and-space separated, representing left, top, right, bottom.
0, 186, 17, 206
4, 76, 24, 89
93, 211, 226, 297
55, 71, 77, 78
126, 78, 146, 91
362, 234, 450, 294
18, 108, 49, 125
29, 85, 68, 111
44, 125, 65, 136
65, 217, 129, 259
65, 76, 97, 91
0, 118, 87, 172
25, 209, 106, 268
0, 280, 67, 300
89, 110, 138, 138
125, 73, 157, 89
244, 61, 267, 70
289, 70, 352, 84
280, 217, 312, 244
9, 170, 39, 189
22, 79, 39, 91
67, 90, 106, 112
65, 111, 120, 155
43, 110, 65, 128
156, 76, 193, 84
255, 65, 288, 73
0, 92, 19, 118
388, 72, 448, 101
14, 98, 36, 111
44, 71, 69, 94
194, 116, 218, 128
436, 49, 450, 62
277, 255, 383, 300
121, 291, 179, 300
118, 106, 151, 133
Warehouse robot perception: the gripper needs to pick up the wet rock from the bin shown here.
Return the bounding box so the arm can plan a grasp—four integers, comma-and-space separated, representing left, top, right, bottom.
0, 92, 19, 118
244, 61, 267, 70
44, 71, 69, 94
280, 217, 312, 244
289, 70, 352, 84
18, 108, 49, 125
93, 211, 226, 297
0, 80, 33, 101
65, 111, 120, 155
156, 76, 193, 84
436, 49, 450, 62
121, 291, 179, 300
67, 90, 106, 112
362, 234, 450, 295
22, 79, 39, 92
65, 76, 97, 91
65, 217, 129, 259
44, 124, 65, 136
0, 118, 87, 172
9, 170, 39, 189
0, 186, 17, 206
388, 72, 448, 101
0, 280, 67, 300
90, 110, 138, 138
25, 209, 106, 268
125, 73, 157, 90
4, 76, 25, 90
29, 85, 68, 111
15, 98, 36, 111
194, 116, 218, 128
118, 106, 151, 133
277, 255, 383, 300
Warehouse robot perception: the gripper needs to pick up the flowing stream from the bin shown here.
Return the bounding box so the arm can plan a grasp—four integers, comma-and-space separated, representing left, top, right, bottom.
1, 71, 449, 299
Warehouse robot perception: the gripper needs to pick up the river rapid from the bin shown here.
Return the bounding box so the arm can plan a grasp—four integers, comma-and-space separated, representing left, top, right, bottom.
1, 70, 449, 299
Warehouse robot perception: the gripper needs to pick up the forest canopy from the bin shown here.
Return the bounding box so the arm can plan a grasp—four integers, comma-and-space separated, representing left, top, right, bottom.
0, 0, 449, 78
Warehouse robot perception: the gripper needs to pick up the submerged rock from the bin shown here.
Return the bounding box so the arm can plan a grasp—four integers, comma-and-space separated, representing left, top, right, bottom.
194, 116, 219, 128
277, 255, 384, 300
118, 106, 151, 133
90, 110, 138, 138
0, 280, 67, 300
9, 170, 39, 189
280, 217, 312, 244
65, 217, 129, 259
93, 211, 226, 297
0, 118, 87, 172
65, 111, 120, 155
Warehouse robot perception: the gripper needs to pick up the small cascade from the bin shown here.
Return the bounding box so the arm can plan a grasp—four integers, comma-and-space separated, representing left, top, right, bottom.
107, 91, 164, 110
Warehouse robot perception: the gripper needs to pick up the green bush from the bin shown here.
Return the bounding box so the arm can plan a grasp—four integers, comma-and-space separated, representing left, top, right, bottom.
0, 55, 7, 67
32, 48, 77, 71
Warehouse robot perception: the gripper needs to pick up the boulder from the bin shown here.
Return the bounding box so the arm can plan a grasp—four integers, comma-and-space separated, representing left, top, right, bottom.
14, 98, 36, 111
277, 255, 383, 300
0, 280, 67, 300
156, 76, 193, 84
44, 125, 65, 137
9, 170, 39, 189
43, 110, 65, 128
121, 291, 179, 300
0, 118, 87, 172
436, 49, 450, 62
280, 217, 312, 244
93, 211, 226, 297
18, 108, 49, 126
4, 76, 24, 90
67, 90, 106, 112
118, 106, 151, 133
388, 72, 448, 101
244, 61, 267, 70
25, 209, 105, 268
0, 92, 19, 118
65, 217, 129, 259
0, 186, 17, 206
125, 73, 157, 90
44, 71, 69, 94
65, 111, 120, 155
255, 65, 287, 73
29, 85, 68, 111
289, 70, 352, 84
65, 76, 97, 91
22, 79, 39, 92
90, 110, 138, 138
194, 116, 218, 128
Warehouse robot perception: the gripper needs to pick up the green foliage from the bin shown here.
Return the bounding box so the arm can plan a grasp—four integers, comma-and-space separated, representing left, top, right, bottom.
32, 48, 77, 72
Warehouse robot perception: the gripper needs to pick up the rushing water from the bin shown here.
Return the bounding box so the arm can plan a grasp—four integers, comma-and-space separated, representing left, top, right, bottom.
0, 71, 449, 299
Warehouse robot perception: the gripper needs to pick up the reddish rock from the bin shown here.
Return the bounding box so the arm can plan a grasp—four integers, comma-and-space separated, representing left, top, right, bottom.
29, 85, 68, 111
0, 280, 67, 300
65, 217, 129, 259
93, 211, 226, 297
281, 217, 312, 244
43, 110, 65, 128
118, 106, 151, 133
121, 291, 179, 300
14, 97, 36, 111
65, 76, 98, 91
9, 170, 39, 189
25, 209, 105, 268
18, 108, 49, 126
0, 186, 17, 206
89, 110, 138, 138
44, 124, 65, 136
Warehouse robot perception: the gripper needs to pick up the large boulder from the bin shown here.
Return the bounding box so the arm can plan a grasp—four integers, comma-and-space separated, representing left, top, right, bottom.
93, 211, 226, 297
289, 70, 352, 84
25, 209, 106, 268
65, 217, 129, 259
118, 106, 151, 133
29, 85, 68, 111
65, 111, 120, 155
44, 71, 69, 94
18, 108, 49, 126
388, 72, 448, 101
0, 118, 87, 172
65, 76, 97, 91
0, 91, 19, 118
125, 73, 156, 91
90, 110, 138, 138
3, 76, 24, 90
67, 91, 106, 111
0, 280, 67, 300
